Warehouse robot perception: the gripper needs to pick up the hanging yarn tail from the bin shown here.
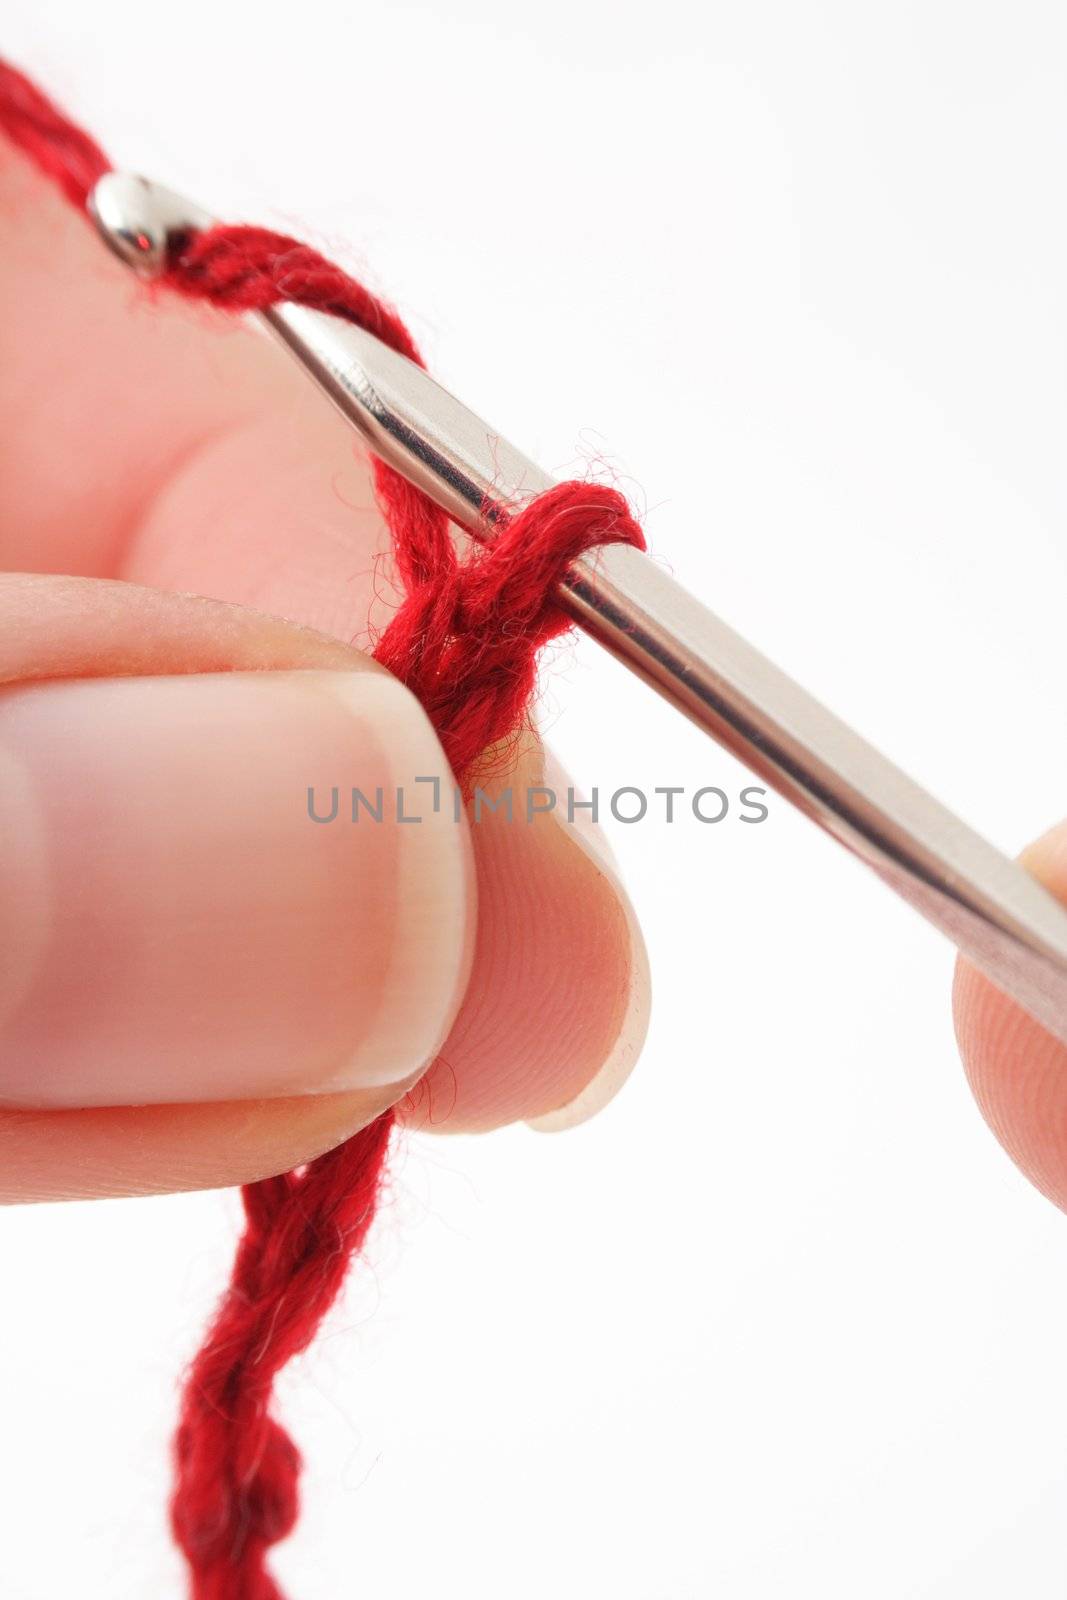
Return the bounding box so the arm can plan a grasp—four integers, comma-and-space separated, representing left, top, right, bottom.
170, 1115, 395, 1600
0, 56, 645, 1600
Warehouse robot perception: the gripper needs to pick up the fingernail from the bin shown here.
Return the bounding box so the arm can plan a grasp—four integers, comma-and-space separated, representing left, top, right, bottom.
526, 748, 651, 1133
0, 670, 471, 1107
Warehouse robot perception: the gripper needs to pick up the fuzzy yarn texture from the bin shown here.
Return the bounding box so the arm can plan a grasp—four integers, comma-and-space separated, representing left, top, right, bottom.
0, 56, 646, 1600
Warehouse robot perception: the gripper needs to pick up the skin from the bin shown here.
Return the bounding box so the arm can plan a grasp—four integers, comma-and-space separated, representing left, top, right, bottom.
0, 144, 1064, 1221
0, 147, 649, 1198
953, 828, 1067, 1214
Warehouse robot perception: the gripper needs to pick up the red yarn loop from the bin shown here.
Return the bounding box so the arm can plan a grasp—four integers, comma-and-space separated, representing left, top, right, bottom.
376, 479, 644, 780
0, 55, 647, 1600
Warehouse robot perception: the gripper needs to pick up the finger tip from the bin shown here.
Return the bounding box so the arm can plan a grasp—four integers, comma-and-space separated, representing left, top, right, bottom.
953, 818, 1067, 1213
397, 736, 651, 1134
0, 1084, 406, 1203
526, 850, 651, 1134
0, 667, 472, 1109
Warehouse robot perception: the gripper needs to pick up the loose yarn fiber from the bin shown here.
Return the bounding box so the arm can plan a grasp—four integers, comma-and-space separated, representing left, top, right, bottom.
0, 57, 645, 1600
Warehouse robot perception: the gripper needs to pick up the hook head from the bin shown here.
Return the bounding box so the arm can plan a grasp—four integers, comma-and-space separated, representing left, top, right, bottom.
87, 172, 213, 279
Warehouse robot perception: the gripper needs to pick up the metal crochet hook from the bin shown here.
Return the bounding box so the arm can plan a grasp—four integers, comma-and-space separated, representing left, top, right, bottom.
89, 171, 1067, 1047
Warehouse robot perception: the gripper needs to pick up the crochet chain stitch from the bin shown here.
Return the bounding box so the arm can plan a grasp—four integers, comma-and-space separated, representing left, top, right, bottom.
0, 55, 645, 1600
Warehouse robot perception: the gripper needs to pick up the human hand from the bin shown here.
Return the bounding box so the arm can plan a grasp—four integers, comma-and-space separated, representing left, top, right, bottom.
0, 150, 649, 1201
4, 142, 1065, 1222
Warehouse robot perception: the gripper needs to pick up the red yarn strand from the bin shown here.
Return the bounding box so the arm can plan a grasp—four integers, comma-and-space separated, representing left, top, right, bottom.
0, 60, 109, 208
0, 57, 645, 1600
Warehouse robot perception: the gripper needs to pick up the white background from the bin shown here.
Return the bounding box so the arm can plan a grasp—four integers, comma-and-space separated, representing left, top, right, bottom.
4, 3, 1067, 1596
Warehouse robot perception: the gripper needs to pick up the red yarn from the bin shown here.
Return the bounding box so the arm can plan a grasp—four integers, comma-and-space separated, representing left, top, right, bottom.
0, 57, 646, 1600
0, 60, 108, 207
170, 1114, 395, 1600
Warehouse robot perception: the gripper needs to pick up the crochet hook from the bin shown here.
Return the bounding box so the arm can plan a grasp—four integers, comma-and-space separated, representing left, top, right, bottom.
89, 171, 1067, 1048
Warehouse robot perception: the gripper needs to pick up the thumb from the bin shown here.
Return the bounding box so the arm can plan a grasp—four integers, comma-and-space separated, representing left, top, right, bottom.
0, 574, 472, 1198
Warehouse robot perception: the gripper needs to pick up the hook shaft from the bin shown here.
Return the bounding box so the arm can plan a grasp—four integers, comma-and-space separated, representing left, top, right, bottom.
89, 171, 1067, 1046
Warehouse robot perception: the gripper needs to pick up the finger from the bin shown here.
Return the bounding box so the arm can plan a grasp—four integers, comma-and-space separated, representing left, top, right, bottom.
122, 381, 651, 1134
953, 820, 1067, 1209
407, 739, 651, 1134
0, 575, 471, 1197
0, 143, 389, 614
0, 1093, 407, 1204
0, 148, 291, 577
1, 144, 651, 1136
0, 571, 376, 683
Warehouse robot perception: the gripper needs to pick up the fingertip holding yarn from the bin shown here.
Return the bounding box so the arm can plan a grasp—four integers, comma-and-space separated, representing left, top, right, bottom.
0, 55, 646, 1598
